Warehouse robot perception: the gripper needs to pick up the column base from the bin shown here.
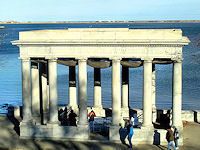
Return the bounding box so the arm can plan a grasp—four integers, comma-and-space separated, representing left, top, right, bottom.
121, 107, 129, 118
20, 120, 33, 126
77, 124, 90, 138
141, 124, 154, 130
92, 106, 105, 117
152, 107, 157, 123
32, 116, 41, 125
109, 124, 121, 142
47, 121, 60, 126
78, 121, 89, 126
20, 121, 35, 137
42, 112, 49, 125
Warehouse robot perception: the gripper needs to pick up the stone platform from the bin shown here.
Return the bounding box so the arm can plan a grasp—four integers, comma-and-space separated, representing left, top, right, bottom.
20, 122, 89, 139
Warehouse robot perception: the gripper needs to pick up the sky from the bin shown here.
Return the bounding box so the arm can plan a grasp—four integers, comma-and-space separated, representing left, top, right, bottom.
0, 0, 200, 22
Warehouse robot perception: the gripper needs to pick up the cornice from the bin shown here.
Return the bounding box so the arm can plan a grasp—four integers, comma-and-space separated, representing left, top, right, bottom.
11, 38, 190, 46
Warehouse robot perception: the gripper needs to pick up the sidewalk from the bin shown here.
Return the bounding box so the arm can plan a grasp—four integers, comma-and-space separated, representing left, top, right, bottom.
0, 115, 200, 150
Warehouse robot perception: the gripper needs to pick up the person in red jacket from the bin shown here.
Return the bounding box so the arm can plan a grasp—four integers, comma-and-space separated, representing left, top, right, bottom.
88, 110, 96, 133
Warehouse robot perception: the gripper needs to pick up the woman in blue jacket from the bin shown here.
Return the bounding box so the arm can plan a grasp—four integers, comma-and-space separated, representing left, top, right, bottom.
127, 122, 134, 148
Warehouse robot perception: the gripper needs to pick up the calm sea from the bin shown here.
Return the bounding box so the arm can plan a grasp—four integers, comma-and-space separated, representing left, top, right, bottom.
0, 23, 200, 113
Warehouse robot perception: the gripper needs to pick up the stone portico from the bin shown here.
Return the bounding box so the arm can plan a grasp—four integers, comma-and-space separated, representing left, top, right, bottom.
12, 28, 190, 144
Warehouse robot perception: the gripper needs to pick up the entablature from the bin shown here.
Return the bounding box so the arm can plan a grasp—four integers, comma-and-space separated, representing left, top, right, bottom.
11, 28, 190, 60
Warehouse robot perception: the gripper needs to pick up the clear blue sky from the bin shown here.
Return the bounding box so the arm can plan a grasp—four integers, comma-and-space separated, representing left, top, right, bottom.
0, 0, 200, 22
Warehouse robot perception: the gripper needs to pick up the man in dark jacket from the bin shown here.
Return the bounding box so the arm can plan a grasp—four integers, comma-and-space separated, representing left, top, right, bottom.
166, 126, 176, 150
69, 110, 77, 126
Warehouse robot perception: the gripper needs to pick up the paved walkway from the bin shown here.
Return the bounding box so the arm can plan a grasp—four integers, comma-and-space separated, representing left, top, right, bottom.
0, 115, 200, 150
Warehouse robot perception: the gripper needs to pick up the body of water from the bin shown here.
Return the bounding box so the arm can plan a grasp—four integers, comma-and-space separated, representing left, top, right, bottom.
0, 23, 200, 113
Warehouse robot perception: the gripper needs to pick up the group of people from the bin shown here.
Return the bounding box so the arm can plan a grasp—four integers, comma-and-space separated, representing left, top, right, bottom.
67, 109, 179, 150
59, 109, 97, 129
120, 116, 180, 149
166, 126, 179, 150
59, 107, 77, 126
88, 110, 134, 149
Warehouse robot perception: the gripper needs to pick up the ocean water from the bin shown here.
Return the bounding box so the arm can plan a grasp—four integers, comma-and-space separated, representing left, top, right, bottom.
0, 23, 200, 113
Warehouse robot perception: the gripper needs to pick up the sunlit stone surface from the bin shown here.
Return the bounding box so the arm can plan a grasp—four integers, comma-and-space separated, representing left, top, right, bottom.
12, 28, 190, 144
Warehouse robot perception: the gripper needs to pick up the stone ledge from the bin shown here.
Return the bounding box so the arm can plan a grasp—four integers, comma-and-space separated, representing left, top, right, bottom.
20, 124, 90, 139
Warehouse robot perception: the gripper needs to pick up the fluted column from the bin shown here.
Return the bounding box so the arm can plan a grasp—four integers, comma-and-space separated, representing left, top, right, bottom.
31, 62, 40, 124
172, 59, 183, 128
69, 66, 78, 110
78, 59, 88, 125
143, 59, 153, 127
112, 58, 121, 126
152, 64, 157, 122
21, 58, 32, 123
48, 58, 59, 124
122, 66, 129, 118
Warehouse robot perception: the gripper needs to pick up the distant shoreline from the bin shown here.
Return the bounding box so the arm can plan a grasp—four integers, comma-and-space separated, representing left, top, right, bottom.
0, 20, 200, 24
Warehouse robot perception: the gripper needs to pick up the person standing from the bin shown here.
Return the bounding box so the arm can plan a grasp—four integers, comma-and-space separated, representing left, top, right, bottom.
127, 122, 134, 148
125, 120, 130, 135
172, 126, 179, 149
166, 126, 176, 150
69, 110, 77, 126
120, 116, 125, 129
88, 110, 96, 133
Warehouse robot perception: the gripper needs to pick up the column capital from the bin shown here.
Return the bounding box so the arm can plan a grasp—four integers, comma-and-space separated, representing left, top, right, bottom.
78, 59, 87, 63
172, 58, 183, 63
45, 57, 58, 61
110, 57, 122, 61
141, 58, 153, 62
19, 57, 30, 61
76, 57, 88, 61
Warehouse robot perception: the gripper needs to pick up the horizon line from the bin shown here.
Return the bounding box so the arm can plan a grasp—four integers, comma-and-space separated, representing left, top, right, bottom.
1, 20, 200, 24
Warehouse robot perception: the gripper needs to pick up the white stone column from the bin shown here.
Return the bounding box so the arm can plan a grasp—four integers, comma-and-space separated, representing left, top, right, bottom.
112, 58, 121, 126
31, 62, 40, 124
21, 58, 32, 123
48, 58, 59, 124
93, 68, 102, 108
40, 62, 49, 125
78, 59, 88, 125
143, 59, 153, 127
41, 74, 48, 124
109, 58, 121, 141
152, 64, 157, 122
122, 66, 129, 118
69, 66, 78, 111
92, 68, 105, 116
172, 59, 183, 128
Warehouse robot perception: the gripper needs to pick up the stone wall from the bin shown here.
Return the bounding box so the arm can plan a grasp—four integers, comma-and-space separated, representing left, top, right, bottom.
13, 106, 200, 123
